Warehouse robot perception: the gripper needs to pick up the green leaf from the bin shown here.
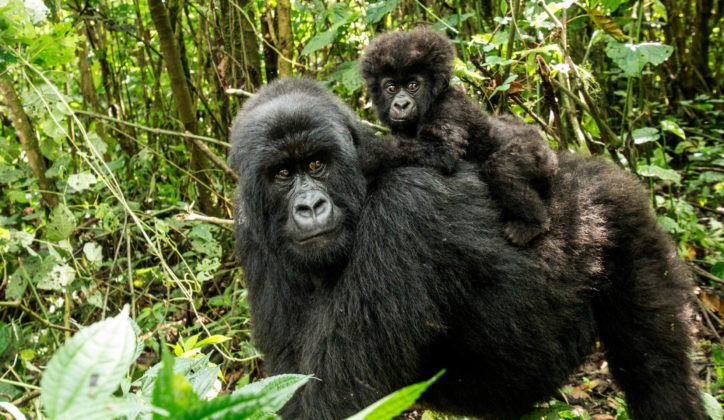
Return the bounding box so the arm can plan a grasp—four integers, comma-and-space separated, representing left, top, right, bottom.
41, 307, 136, 418
152, 350, 200, 419
0, 322, 10, 356
431, 12, 474, 31
195, 335, 232, 347
55, 398, 156, 420
83, 242, 103, 268
637, 164, 681, 184
300, 30, 337, 56
68, 172, 97, 192
702, 392, 724, 420
345, 370, 444, 420
656, 215, 679, 233
326, 60, 365, 91
365, 0, 400, 24
587, 8, 626, 39
490, 74, 518, 98
631, 127, 659, 144
329, 3, 356, 29
188, 364, 220, 399
660, 119, 686, 140
45, 203, 75, 241
605, 41, 673, 77
699, 171, 724, 183
37, 263, 75, 290
0, 401, 25, 420
173, 374, 311, 420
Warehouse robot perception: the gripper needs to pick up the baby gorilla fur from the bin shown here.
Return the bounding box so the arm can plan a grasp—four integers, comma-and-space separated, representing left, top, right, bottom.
359, 28, 558, 245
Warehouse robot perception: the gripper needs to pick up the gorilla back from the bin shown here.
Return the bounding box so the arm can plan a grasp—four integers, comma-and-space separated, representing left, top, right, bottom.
228, 78, 703, 419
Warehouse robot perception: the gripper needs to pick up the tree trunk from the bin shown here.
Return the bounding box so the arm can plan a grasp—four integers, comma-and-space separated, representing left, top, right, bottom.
276, 0, 293, 77
148, 0, 217, 216
240, 0, 262, 90
0, 79, 58, 209
261, 9, 279, 81
684, 0, 714, 95
78, 40, 111, 160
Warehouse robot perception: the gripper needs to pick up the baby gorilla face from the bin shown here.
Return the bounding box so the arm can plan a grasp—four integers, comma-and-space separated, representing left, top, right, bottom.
378, 75, 432, 133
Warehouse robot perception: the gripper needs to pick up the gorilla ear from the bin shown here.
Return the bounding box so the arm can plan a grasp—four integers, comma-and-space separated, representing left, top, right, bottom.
432, 74, 451, 97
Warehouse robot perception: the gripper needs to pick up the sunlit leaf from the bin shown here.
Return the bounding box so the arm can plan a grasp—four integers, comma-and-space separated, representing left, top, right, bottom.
637, 164, 681, 184
365, 0, 400, 24
345, 370, 444, 420
605, 42, 673, 77
45, 203, 75, 241
41, 307, 137, 418
631, 127, 659, 144
300, 30, 337, 56
588, 9, 626, 39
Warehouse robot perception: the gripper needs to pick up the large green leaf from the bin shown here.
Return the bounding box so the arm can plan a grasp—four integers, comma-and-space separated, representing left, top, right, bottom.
45, 203, 75, 241
152, 351, 200, 419
173, 374, 311, 420
55, 398, 156, 420
67, 172, 97, 192
326, 60, 365, 91
300, 30, 337, 56
637, 164, 681, 184
365, 0, 400, 23
345, 370, 444, 420
631, 127, 659, 145
605, 41, 673, 77
702, 392, 724, 420
41, 307, 136, 418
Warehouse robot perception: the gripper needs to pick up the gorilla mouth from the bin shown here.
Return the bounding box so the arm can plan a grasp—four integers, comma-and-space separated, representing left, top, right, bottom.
295, 227, 340, 245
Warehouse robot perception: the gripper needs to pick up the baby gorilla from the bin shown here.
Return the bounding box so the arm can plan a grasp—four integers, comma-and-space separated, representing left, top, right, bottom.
359, 28, 558, 245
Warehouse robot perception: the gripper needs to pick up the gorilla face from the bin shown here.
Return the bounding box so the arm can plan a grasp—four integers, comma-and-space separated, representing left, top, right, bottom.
375, 74, 434, 133
228, 79, 367, 268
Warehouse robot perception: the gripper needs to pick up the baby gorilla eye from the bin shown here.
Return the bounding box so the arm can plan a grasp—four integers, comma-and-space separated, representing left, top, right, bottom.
308, 160, 325, 172
407, 81, 419, 92
385, 83, 398, 94
277, 168, 291, 179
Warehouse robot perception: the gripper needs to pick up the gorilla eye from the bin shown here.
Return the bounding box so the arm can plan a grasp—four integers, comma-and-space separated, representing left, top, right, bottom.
385, 84, 398, 94
277, 168, 291, 179
408, 81, 419, 92
308, 160, 325, 172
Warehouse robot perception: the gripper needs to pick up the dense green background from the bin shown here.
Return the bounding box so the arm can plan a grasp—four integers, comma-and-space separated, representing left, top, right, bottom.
0, 0, 722, 418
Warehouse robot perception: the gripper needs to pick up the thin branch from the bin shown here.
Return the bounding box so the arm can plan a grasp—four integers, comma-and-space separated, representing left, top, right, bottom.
73, 110, 229, 147
509, 95, 561, 145
225, 88, 255, 97
175, 212, 234, 226
189, 136, 239, 182
690, 264, 724, 285
11, 390, 40, 407
0, 302, 76, 333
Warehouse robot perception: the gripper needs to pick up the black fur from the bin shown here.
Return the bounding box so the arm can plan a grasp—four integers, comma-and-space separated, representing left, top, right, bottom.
359, 28, 559, 245
228, 78, 704, 420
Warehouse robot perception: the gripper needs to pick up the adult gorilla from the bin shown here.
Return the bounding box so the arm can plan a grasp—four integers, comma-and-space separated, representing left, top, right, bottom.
228, 78, 703, 420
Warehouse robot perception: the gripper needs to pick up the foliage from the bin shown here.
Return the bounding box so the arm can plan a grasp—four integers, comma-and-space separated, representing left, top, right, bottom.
0, 0, 722, 418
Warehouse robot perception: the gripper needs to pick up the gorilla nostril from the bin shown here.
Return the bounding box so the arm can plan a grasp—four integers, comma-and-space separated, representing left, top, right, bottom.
292, 191, 334, 233
394, 100, 410, 111
294, 203, 313, 219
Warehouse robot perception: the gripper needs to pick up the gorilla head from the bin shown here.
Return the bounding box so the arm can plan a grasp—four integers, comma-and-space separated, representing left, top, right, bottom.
228, 79, 366, 268
359, 27, 454, 133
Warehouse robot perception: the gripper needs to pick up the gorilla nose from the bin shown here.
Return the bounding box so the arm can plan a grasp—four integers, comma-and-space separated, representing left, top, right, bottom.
292, 191, 333, 233
393, 98, 411, 111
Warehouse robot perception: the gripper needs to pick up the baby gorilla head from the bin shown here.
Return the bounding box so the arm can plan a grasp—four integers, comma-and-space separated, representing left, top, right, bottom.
360, 27, 455, 133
